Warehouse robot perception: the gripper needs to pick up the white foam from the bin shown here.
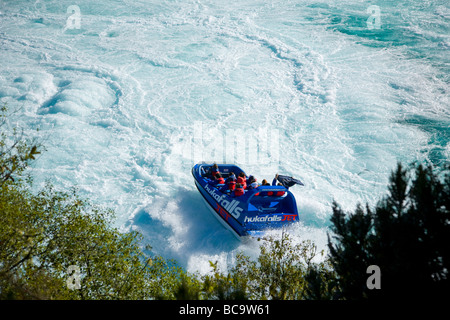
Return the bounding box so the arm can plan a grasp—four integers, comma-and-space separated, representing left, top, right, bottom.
1, 0, 448, 274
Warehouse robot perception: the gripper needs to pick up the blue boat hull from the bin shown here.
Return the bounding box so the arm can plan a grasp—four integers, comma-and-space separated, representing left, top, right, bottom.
192, 163, 300, 238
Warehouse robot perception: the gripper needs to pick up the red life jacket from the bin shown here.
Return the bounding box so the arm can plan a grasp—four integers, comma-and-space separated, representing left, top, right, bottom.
216, 177, 225, 184
228, 180, 236, 190
237, 177, 246, 189
234, 187, 244, 196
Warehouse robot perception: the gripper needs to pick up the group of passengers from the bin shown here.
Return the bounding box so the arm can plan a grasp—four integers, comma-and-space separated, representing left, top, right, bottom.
208, 164, 284, 197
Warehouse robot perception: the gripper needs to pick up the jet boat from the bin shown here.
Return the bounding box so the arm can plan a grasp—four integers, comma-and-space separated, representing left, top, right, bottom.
192, 162, 302, 239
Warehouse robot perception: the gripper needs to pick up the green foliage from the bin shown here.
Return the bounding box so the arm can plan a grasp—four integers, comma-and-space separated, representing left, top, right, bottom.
0, 104, 41, 187
244, 233, 323, 299
0, 104, 191, 300
187, 231, 335, 300
0, 178, 186, 299
3, 103, 448, 301
199, 258, 249, 300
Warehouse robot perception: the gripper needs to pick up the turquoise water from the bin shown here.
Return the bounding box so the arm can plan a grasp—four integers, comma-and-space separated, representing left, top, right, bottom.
0, 0, 448, 273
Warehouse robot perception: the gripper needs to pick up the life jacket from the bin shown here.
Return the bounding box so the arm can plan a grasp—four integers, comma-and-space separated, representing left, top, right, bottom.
234, 187, 244, 196
237, 177, 246, 189
227, 180, 236, 190
216, 177, 225, 184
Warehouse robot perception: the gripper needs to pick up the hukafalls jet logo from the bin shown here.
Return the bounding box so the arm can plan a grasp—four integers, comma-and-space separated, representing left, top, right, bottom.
204, 183, 243, 219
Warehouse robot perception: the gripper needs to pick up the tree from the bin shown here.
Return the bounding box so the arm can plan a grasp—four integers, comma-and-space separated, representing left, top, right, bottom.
327, 162, 450, 300
0, 104, 41, 187
194, 231, 334, 300
0, 178, 188, 299
0, 104, 189, 299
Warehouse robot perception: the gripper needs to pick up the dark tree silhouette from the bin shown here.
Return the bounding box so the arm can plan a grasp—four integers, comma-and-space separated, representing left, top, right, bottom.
328, 163, 450, 300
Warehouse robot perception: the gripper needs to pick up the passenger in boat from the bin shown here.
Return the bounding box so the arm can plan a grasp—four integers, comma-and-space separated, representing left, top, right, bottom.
220, 177, 236, 194
225, 172, 236, 184
272, 173, 278, 186
220, 171, 236, 193
213, 173, 225, 185
261, 179, 270, 186
237, 172, 247, 189
247, 176, 259, 190
234, 183, 245, 196
227, 179, 236, 191
272, 173, 287, 187
211, 163, 220, 178
271, 174, 286, 195
248, 181, 259, 190
201, 166, 207, 177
